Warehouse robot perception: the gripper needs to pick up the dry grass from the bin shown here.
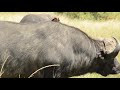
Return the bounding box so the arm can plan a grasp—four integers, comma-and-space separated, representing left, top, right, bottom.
0, 50, 10, 78
0, 12, 120, 78
0, 12, 55, 22
71, 73, 120, 78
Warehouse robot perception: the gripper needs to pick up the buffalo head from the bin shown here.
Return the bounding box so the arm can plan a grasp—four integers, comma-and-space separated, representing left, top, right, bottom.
95, 37, 120, 76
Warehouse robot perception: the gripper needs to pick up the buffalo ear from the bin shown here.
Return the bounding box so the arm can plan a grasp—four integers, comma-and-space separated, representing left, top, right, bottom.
97, 50, 106, 60
96, 40, 107, 60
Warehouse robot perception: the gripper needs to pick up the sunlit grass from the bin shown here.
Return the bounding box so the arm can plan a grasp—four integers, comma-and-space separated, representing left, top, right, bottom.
0, 12, 120, 78
71, 73, 120, 78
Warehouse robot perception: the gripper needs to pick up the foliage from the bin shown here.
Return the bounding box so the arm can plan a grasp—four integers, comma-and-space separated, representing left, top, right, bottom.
55, 12, 120, 21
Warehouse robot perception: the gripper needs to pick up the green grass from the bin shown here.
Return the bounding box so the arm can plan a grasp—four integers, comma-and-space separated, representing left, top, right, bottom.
0, 12, 120, 78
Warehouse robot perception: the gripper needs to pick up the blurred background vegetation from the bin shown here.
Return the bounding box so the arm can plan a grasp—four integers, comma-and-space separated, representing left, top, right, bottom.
55, 12, 120, 21
1, 12, 120, 21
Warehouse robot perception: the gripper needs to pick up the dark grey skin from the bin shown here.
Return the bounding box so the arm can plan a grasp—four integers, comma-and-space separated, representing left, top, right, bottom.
20, 14, 60, 23
0, 21, 120, 78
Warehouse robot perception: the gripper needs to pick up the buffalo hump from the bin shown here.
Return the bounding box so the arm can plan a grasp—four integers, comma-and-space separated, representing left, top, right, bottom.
20, 14, 60, 23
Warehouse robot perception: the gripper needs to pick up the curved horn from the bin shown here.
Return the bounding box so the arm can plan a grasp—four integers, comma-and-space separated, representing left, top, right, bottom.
107, 37, 120, 58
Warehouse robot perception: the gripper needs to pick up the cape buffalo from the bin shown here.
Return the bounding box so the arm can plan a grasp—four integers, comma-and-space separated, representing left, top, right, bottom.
0, 21, 120, 78
20, 14, 60, 23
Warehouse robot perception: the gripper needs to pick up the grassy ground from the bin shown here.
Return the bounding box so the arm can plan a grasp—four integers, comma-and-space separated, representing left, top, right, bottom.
0, 12, 120, 78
